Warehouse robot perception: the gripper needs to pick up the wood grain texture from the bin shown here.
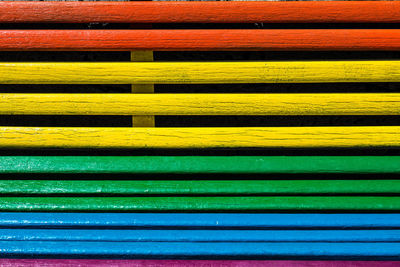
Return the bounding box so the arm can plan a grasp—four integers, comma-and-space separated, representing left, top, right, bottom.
2, 61, 400, 84
0, 197, 399, 211
1, 1, 400, 23
1, 180, 400, 195
3, 30, 400, 51
1, 229, 399, 242
2, 213, 399, 229
1, 93, 399, 115
0, 260, 397, 267
0, 156, 398, 174
1, 241, 400, 258
0, 127, 398, 149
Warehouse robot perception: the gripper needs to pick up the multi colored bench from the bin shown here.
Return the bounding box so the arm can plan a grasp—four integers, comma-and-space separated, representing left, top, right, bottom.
0, 0, 400, 264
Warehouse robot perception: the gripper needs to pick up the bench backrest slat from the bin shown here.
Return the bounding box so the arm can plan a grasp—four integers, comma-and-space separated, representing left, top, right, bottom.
1, 1, 400, 24
2, 29, 400, 51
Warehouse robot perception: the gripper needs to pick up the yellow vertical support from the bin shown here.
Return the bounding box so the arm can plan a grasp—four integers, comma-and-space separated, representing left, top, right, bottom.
131, 51, 155, 127
130, 0, 154, 127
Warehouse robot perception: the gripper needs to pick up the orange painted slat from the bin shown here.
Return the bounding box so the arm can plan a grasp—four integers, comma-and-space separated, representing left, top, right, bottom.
2, 30, 400, 51
0, 1, 399, 24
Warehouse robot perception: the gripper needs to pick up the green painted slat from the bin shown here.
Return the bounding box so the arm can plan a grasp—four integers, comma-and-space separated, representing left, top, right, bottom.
0, 197, 399, 211
0, 156, 399, 173
2, 180, 400, 195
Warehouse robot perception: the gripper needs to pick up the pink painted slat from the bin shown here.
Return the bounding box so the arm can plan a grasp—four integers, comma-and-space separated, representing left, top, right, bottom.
0, 260, 399, 267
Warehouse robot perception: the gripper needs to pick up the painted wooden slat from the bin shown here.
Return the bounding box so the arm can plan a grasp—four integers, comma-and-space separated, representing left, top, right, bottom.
1, 229, 399, 242
1, 1, 399, 24
1, 93, 399, 116
0, 197, 399, 211
1, 241, 400, 258
1, 61, 400, 84
0, 260, 397, 267
0, 156, 398, 174
0, 127, 398, 149
1, 180, 400, 195
0, 213, 398, 229
3, 30, 400, 51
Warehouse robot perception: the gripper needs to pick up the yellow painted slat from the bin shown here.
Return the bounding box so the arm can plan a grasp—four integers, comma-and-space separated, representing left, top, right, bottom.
0, 127, 398, 149
1, 61, 400, 84
0, 93, 399, 115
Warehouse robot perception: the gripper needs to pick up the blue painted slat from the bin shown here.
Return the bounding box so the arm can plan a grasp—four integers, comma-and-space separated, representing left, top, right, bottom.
1, 241, 400, 258
0, 229, 399, 242
0, 213, 399, 229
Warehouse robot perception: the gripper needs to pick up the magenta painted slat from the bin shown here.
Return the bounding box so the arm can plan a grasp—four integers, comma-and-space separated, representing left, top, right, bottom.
0, 260, 398, 267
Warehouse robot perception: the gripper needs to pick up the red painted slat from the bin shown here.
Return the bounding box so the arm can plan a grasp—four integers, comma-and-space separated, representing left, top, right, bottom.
0, 1, 399, 24
2, 29, 400, 51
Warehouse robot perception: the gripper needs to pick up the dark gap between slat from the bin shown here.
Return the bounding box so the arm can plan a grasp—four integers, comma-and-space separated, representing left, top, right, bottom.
2, 194, 400, 198
156, 83, 400, 93
0, 85, 130, 93
1, 210, 399, 215
0, 148, 398, 156
1, 51, 400, 62
0, 51, 129, 62
2, 23, 400, 30
0, 115, 131, 127
0, 173, 399, 180
155, 23, 400, 30
155, 51, 400, 61
0, 23, 130, 30
0, 115, 398, 127
156, 116, 400, 127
